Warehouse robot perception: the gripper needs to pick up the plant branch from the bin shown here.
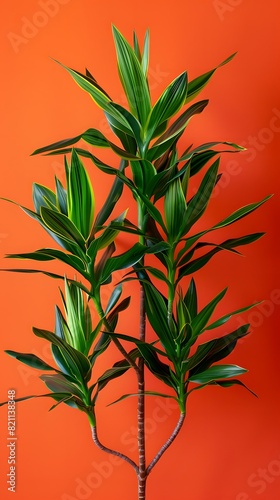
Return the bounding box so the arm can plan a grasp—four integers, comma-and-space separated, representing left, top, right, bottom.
91, 425, 139, 473
146, 412, 185, 475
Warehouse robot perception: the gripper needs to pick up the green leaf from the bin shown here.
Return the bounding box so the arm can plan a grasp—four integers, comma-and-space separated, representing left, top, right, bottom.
183, 158, 220, 233
212, 195, 272, 230
5, 351, 56, 371
142, 29, 150, 77
147, 131, 183, 163
186, 53, 237, 104
94, 242, 115, 283
108, 390, 177, 406
33, 327, 91, 380
94, 160, 127, 229
54, 305, 69, 341
50, 60, 135, 134
184, 278, 197, 319
105, 285, 123, 315
112, 26, 151, 125
178, 233, 265, 281
164, 178, 187, 242
142, 282, 175, 355
133, 31, 141, 61
185, 324, 250, 374
32, 128, 109, 156
108, 102, 142, 146
100, 243, 146, 284
151, 100, 208, 149
33, 184, 57, 213
145, 72, 187, 140
6, 248, 87, 276
41, 207, 85, 249
189, 150, 219, 177
55, 177, 68, 215
0, 268, 91, 294
105, 115, 137, 154
134, 190, 167, 232
63, 279, 87, 353
179, 141, 245, 162
96, 348, 139, 395
102, 331, 167, 357
191, 288, 227, 338
188, 364, 247, 384
93, 211, 127, 252
133, 342, 177, 389
203, 303, 261, 332
0, 393, 72, 408
67, 149, 95, 239
40, 373, 86, 401
140, 266, 170, 285
210, 379, 257, 397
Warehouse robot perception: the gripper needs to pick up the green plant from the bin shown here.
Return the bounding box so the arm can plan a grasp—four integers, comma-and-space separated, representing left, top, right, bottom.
1, 27, 270, 499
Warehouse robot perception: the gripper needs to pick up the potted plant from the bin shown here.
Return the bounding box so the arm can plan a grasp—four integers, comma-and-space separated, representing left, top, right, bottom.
1, 26, 270, 499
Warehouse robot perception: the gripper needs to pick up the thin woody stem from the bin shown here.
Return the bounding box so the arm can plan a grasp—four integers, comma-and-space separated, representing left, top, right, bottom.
91, 425, 139, 474
146, 412, 185, 476
138, 284, 147, 499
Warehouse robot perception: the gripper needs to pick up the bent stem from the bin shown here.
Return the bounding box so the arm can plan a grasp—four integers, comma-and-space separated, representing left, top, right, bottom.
91, 425, 139, 474
147, 412, 185, 475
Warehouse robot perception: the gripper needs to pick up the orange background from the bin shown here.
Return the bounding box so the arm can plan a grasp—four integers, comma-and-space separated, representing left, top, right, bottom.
1, 1, 280, 499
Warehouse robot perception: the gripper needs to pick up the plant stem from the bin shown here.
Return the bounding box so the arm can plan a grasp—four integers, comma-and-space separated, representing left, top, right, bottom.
146, 412, 185, 475
138, 283, 147, 499
138, 201, 147, 499
91, 425, 139, 473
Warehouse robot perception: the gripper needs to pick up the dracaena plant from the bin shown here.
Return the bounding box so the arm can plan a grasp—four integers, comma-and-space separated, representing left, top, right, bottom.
1, 26, 271, 500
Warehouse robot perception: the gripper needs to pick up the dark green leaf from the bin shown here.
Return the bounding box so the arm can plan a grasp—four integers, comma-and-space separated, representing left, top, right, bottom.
5, 351, 56, 371
109, 391, 177, 406
41, 207, 85, 249
33, 327, 91, 380
184, 278, 197, 319
178, 233, 265, 281
183, 158, 220, 233
188, 364, 247, 384
142, 281, 175, 355
40, 373, 86, 400
94, 160, 127, 230
153, 100, 208, 148
186, 53, 237, 103
0, 393, 71, 408
186, 324, 250, 374
100, 243, 146, 284
179, 141, 245, 162
33, 184, 57, 213
105, 285, 123, 315
55, 177, 68, 215
191, 288, 227, 337
204, 302, 261, 331
134, 190, 167, 232
213, 196, 272, 230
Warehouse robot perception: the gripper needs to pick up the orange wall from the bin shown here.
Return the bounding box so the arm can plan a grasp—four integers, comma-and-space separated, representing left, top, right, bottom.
1, 1, 280, 499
